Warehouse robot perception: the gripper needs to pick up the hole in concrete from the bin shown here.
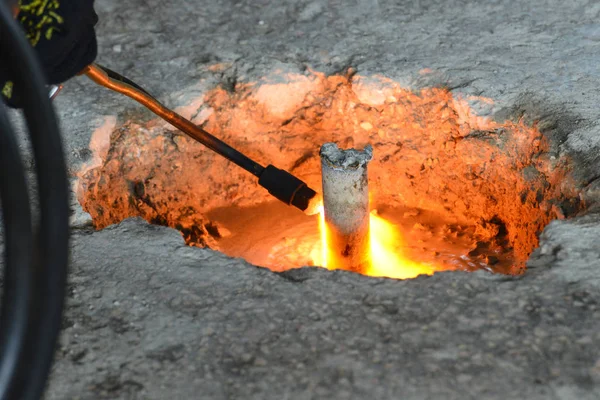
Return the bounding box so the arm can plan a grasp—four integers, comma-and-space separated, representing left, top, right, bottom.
77, 71, 583, 279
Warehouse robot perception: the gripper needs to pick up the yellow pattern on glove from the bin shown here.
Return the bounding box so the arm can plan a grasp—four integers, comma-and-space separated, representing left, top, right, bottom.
2, 1, 63, 100
18, 0, 64, 46
2, 82, 13, 99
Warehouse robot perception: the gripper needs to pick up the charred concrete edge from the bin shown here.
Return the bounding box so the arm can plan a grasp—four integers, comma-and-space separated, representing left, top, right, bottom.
494, 92, 596, 187
74, 216, 554, 284
491, 93, 596, 271
493, 92, 585, 149
496, 93, 595, 217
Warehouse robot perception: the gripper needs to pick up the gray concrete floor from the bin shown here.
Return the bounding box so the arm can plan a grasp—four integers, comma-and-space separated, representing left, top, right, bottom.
16, 0, 600, 398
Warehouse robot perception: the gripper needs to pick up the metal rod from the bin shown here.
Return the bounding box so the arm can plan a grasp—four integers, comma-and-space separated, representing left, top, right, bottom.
320, 142, 373, 274
83, 63, 265, 178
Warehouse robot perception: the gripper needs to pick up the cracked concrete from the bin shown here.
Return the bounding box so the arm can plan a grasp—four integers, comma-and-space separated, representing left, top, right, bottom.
5, 0, 600, 398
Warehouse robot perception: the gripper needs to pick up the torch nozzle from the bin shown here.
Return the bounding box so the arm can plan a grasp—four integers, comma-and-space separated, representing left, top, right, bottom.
303, 192, 323, 216
258, 165, 320, 213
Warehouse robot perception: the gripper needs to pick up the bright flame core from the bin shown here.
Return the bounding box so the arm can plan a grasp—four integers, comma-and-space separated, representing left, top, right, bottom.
314, 204, 433, 279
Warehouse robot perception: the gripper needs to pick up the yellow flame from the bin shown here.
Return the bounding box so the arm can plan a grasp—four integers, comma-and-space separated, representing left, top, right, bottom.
366, 212, 433, 279
313, 205, 433, 279
317, 205, 330, 269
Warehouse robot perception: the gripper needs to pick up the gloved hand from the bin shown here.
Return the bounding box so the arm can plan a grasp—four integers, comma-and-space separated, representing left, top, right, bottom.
0, 0, 99, 108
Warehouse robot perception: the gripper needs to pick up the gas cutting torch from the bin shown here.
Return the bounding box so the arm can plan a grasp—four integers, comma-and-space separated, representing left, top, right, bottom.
82, 63, 322, 215
1, 0, 322, 216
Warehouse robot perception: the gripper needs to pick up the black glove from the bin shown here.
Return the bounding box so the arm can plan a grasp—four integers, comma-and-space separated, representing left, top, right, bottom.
0, 0, 98, 108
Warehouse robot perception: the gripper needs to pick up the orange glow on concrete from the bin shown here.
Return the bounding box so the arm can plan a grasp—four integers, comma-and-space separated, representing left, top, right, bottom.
78, 70, 582, 277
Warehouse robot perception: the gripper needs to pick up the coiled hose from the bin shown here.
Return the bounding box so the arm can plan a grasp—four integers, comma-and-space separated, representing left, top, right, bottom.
0, 1, 70, 399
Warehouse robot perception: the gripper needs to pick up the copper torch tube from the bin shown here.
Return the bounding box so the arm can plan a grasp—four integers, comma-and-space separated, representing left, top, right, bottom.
82, 63, 265, 177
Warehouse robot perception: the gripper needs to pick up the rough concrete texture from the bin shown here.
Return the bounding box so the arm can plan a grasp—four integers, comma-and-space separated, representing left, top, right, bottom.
48, 218, 600, 400
5, 0, 600, 398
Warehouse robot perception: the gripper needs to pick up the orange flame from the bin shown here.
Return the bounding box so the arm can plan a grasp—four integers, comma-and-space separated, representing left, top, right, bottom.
313, 204, 433, 279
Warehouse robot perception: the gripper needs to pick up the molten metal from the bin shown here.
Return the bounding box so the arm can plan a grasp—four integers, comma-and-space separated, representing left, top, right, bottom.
320, 142, 373, 273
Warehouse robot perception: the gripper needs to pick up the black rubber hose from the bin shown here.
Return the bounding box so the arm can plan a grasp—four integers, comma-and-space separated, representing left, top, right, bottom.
0, 90, 34, 399
0, 1, 70, 399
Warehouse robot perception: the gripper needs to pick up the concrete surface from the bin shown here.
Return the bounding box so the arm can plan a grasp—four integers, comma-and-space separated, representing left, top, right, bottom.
8, 0, 600, 399
47, 217, 600, 400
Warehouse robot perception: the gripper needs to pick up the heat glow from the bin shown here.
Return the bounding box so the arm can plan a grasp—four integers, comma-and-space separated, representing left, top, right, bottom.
314, 205, 434, 279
